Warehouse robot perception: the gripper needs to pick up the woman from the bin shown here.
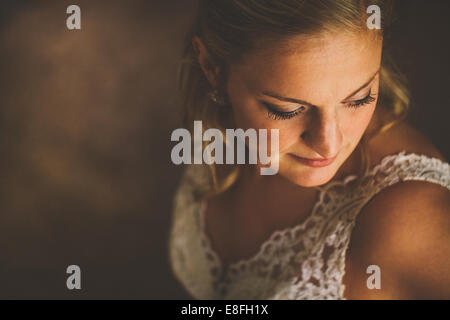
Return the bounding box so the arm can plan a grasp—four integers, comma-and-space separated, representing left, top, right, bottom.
169, 0, 450, 299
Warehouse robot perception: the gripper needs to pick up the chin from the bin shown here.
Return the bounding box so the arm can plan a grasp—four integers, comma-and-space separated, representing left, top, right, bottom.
279, 166, 338, 187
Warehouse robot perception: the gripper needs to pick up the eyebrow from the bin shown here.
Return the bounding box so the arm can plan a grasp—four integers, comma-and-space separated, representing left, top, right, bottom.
261, 69, 380, 106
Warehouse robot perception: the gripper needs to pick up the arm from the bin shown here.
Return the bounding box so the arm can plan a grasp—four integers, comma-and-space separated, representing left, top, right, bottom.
343, 180, 450, 299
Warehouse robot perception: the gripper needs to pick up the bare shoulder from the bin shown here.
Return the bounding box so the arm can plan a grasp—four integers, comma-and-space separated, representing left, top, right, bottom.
343, 121, 450, 299
367, 120, 447, 165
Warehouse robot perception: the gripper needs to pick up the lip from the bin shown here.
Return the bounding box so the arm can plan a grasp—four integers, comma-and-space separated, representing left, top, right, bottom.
290, 154, 337, 168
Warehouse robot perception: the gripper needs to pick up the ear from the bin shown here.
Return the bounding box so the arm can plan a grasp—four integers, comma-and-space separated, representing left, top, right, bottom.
192, 36, 220, 87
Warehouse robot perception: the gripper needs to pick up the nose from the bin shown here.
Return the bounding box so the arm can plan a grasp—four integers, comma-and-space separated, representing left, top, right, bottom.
301, 109, 343, 159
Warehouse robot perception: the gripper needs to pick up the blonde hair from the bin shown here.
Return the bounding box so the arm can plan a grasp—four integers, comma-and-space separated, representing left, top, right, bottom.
178, 0, 410, 197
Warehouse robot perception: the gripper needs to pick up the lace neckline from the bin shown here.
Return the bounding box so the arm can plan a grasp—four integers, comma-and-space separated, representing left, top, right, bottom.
196, 150, 448, 282
198, 161, 360, 277
197, 150, 444, 277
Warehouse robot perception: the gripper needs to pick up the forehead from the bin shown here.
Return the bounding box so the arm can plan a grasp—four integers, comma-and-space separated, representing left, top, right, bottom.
232, 31, 383, 100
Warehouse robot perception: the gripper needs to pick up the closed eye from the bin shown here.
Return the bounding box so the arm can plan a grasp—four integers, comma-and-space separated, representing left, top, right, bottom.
346, 90, 376, 108
262, 102, 307, 120
262, 89, 377, 121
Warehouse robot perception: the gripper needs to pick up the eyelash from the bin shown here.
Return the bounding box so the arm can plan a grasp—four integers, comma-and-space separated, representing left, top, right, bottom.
346, 91, 376, 108
264, 91, 377, 121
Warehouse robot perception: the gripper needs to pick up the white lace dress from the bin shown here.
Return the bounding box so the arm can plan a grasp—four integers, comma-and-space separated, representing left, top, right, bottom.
168, 151, 450, 300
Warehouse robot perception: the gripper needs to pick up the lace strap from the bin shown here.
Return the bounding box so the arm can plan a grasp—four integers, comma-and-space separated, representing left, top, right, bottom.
336, 151, 450, 227
358, 151, 450, 197
169, 165, 216, 299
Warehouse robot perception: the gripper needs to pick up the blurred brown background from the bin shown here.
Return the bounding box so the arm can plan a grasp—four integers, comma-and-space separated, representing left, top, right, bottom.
0, 0, 448, 299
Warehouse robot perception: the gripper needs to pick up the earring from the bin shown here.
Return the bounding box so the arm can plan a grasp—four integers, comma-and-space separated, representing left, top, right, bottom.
208, 88, 227, 106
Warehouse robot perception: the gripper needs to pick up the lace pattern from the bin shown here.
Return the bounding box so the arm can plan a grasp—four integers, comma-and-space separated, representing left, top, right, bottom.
169, 151, 450, 299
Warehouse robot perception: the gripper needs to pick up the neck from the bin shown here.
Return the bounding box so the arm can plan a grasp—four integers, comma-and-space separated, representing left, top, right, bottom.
232, 146, 361, 211
232, 163, 318, 216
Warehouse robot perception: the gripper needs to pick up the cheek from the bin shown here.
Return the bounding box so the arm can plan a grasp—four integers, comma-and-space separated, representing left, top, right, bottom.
227, 75, 260, 129
276, 123, 304, 152
340, 103, 377, 144
230, 98, 302, 153
231, 103, 258, 129
228, 90, 259, 129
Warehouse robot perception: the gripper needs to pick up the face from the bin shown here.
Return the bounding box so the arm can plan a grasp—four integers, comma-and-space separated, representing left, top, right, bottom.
223, 31, 382, 187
